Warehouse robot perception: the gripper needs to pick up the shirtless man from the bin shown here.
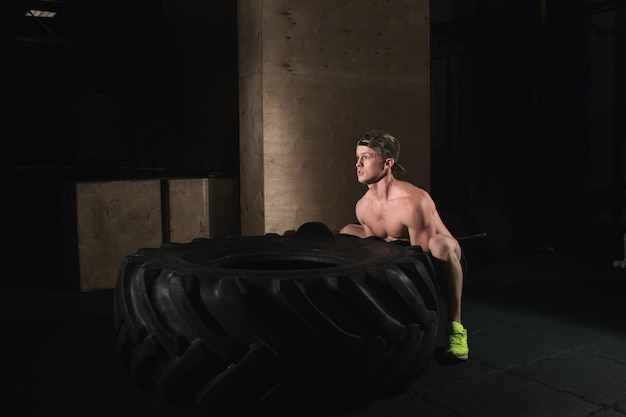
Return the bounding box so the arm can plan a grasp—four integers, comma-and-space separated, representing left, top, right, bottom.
340, 130, 469, 361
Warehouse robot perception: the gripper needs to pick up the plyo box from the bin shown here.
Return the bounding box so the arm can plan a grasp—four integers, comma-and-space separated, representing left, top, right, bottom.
167, 178, 240, 243
61, 178, 240, 291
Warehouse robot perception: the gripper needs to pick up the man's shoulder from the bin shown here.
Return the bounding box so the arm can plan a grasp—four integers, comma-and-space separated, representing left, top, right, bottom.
391, 184, 435, 216
395, 179, 426, 191
355, 193, 370, 209
393, 180, 429, 199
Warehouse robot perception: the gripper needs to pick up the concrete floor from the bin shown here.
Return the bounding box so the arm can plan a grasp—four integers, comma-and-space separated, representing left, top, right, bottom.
2, 244, 626, 417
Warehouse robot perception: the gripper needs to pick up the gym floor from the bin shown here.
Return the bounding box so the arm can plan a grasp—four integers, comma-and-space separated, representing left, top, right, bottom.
2, 242, 626, 417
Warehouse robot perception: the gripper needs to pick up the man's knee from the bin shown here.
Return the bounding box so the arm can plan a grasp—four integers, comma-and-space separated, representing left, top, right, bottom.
428, 234, 460, 262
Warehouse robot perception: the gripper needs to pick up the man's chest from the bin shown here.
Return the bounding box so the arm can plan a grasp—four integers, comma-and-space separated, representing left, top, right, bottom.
360, 208, 408, 240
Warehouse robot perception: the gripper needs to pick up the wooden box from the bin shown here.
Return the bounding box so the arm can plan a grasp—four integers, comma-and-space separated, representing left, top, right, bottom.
167, 178, 241, 242
61, 178, 240, 291
64, 180, 163, 292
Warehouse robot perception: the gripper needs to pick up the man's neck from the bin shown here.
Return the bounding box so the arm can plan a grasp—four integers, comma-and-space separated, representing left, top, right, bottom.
368, 174, 395, 200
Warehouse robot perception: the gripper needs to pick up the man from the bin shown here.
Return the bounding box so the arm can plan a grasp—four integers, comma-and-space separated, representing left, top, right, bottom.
340, 130, 469, 361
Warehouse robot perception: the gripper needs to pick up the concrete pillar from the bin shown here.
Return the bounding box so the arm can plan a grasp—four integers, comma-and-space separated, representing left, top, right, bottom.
238, 0, 430, 235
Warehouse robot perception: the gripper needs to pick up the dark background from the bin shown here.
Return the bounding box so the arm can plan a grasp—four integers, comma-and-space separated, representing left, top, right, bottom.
2, 0, 625, 286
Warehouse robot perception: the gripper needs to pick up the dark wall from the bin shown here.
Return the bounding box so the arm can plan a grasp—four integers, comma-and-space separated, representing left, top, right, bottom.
161, 0, 239, 177
3, 0, 239, 179
429, 0, 625, 256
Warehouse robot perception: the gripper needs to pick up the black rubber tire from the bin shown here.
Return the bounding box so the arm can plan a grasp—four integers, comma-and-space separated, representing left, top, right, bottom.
295, 221, 334, 236
114, 233, 439, 416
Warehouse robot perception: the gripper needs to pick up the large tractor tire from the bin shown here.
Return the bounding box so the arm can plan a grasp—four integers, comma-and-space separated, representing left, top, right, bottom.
114, 232, 439, 416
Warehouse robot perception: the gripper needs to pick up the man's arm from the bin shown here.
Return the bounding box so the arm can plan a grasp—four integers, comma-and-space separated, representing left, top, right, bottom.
347, 198, 376, 238
403, 198, 435, 250
340, 202, 376, 239
339, 223, 367, 237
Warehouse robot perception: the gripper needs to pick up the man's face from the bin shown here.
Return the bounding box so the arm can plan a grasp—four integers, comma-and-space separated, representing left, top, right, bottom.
355, 145, 386, 184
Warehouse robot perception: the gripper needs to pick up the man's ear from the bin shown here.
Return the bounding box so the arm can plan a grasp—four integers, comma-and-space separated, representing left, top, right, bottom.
385, 158, 395, 169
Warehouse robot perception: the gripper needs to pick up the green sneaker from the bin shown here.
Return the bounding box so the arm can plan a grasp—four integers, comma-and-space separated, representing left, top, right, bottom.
445, 321, 469, 360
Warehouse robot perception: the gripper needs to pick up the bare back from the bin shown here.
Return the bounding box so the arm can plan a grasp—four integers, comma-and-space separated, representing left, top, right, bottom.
355, 179, 453, 251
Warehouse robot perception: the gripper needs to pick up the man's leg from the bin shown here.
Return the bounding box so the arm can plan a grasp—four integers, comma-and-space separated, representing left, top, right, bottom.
429, 235, 469, 360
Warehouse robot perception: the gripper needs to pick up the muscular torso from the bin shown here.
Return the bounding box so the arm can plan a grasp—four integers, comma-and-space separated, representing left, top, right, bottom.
357, 198, 413, 240
355, 180, 452, 249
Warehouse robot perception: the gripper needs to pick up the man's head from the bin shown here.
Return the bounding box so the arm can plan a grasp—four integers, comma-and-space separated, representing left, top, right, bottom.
356, 130, 407, 176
